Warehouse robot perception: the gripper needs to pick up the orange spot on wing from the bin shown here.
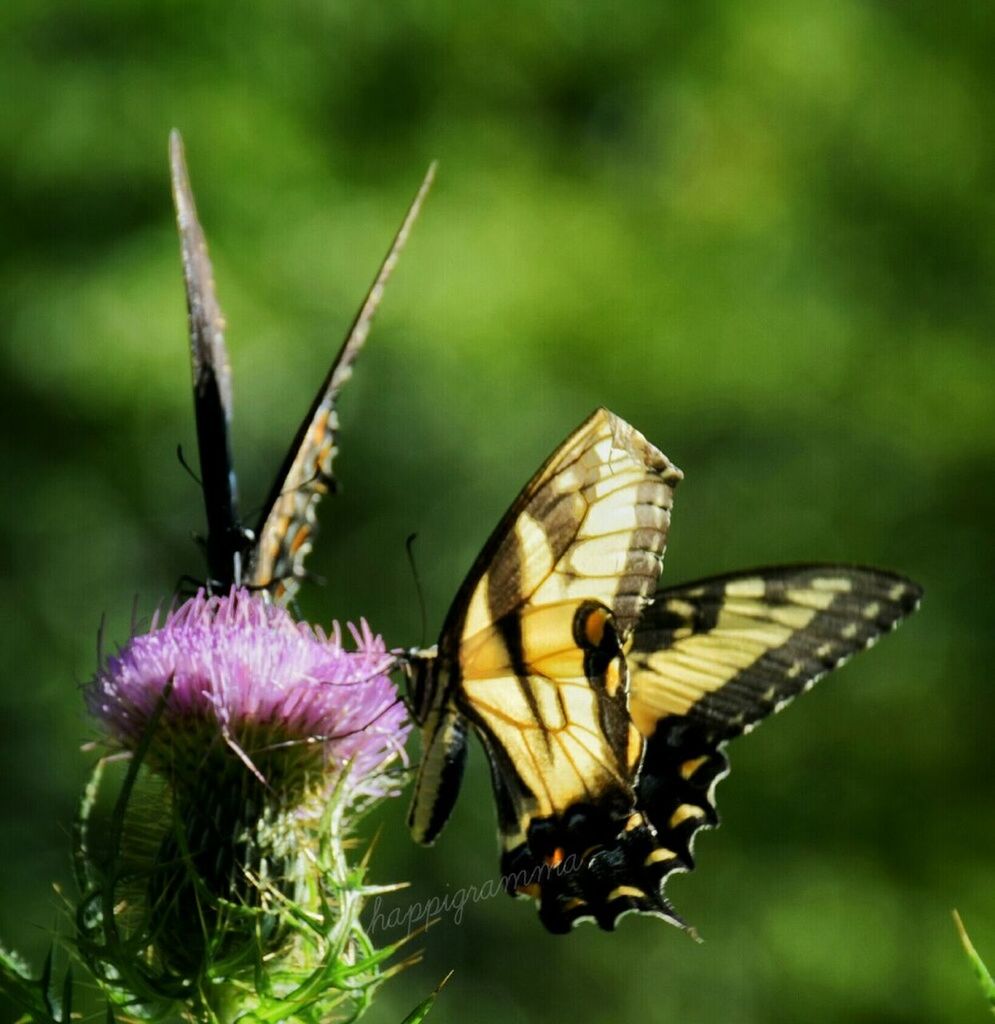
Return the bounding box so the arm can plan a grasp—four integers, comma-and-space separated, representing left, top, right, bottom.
584, 607, 608, 647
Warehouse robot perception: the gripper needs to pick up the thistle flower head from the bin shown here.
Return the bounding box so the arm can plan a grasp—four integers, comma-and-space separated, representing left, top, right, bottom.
87, 587, 409, 799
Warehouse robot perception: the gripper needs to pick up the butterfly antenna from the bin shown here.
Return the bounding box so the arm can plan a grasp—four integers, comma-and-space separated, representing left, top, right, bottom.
405, 532, 428, 647
96, 612, 107, 671
250, 695, 407, 754
176, 444, 203, 487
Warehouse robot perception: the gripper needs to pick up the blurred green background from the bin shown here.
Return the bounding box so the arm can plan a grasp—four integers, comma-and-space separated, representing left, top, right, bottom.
1, 1, 992, 1021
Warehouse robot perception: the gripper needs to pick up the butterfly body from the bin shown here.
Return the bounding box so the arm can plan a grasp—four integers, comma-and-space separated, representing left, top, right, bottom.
406, 409, 922, 933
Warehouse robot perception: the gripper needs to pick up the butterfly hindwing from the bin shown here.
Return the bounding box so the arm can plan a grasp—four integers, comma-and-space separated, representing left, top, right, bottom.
407, 696, 470, 846
626, 565, 923, 875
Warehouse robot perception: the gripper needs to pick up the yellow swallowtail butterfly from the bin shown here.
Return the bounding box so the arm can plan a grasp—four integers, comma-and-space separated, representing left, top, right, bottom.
404, 408, 921, 932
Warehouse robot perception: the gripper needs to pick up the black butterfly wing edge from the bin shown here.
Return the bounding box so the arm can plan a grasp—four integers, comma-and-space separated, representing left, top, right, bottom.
169, 129, 245, 588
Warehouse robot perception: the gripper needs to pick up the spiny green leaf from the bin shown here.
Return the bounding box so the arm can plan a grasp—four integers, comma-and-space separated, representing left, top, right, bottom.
953, 910, 995, 1016
60, 966, 73, 1023
0, 946, 59, 1024
400, 970, 453, 1024
39, 947, 54, 1017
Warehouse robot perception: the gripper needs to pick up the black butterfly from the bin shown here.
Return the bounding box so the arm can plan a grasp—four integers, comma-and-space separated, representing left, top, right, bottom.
404, 408, 922, 933
169, 130, 434, 601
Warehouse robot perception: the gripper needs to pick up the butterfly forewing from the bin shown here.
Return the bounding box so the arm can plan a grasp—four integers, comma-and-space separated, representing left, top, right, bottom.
170, 134, 434, 597
170, 131, 248, 587
526, 564, 921, 932
628, 565, 923, 739
446, 407, 683, 645
456, 410, 679, 825
248, 163, 437, 602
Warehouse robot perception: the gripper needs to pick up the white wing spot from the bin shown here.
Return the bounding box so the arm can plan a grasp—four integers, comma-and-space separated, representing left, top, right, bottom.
724, 577, 765, 599
810, 577, 853, 593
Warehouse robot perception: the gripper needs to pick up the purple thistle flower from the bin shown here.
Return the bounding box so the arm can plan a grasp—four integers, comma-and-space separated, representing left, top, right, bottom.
79, 588, 414, 1006
87, 588, 410, 799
